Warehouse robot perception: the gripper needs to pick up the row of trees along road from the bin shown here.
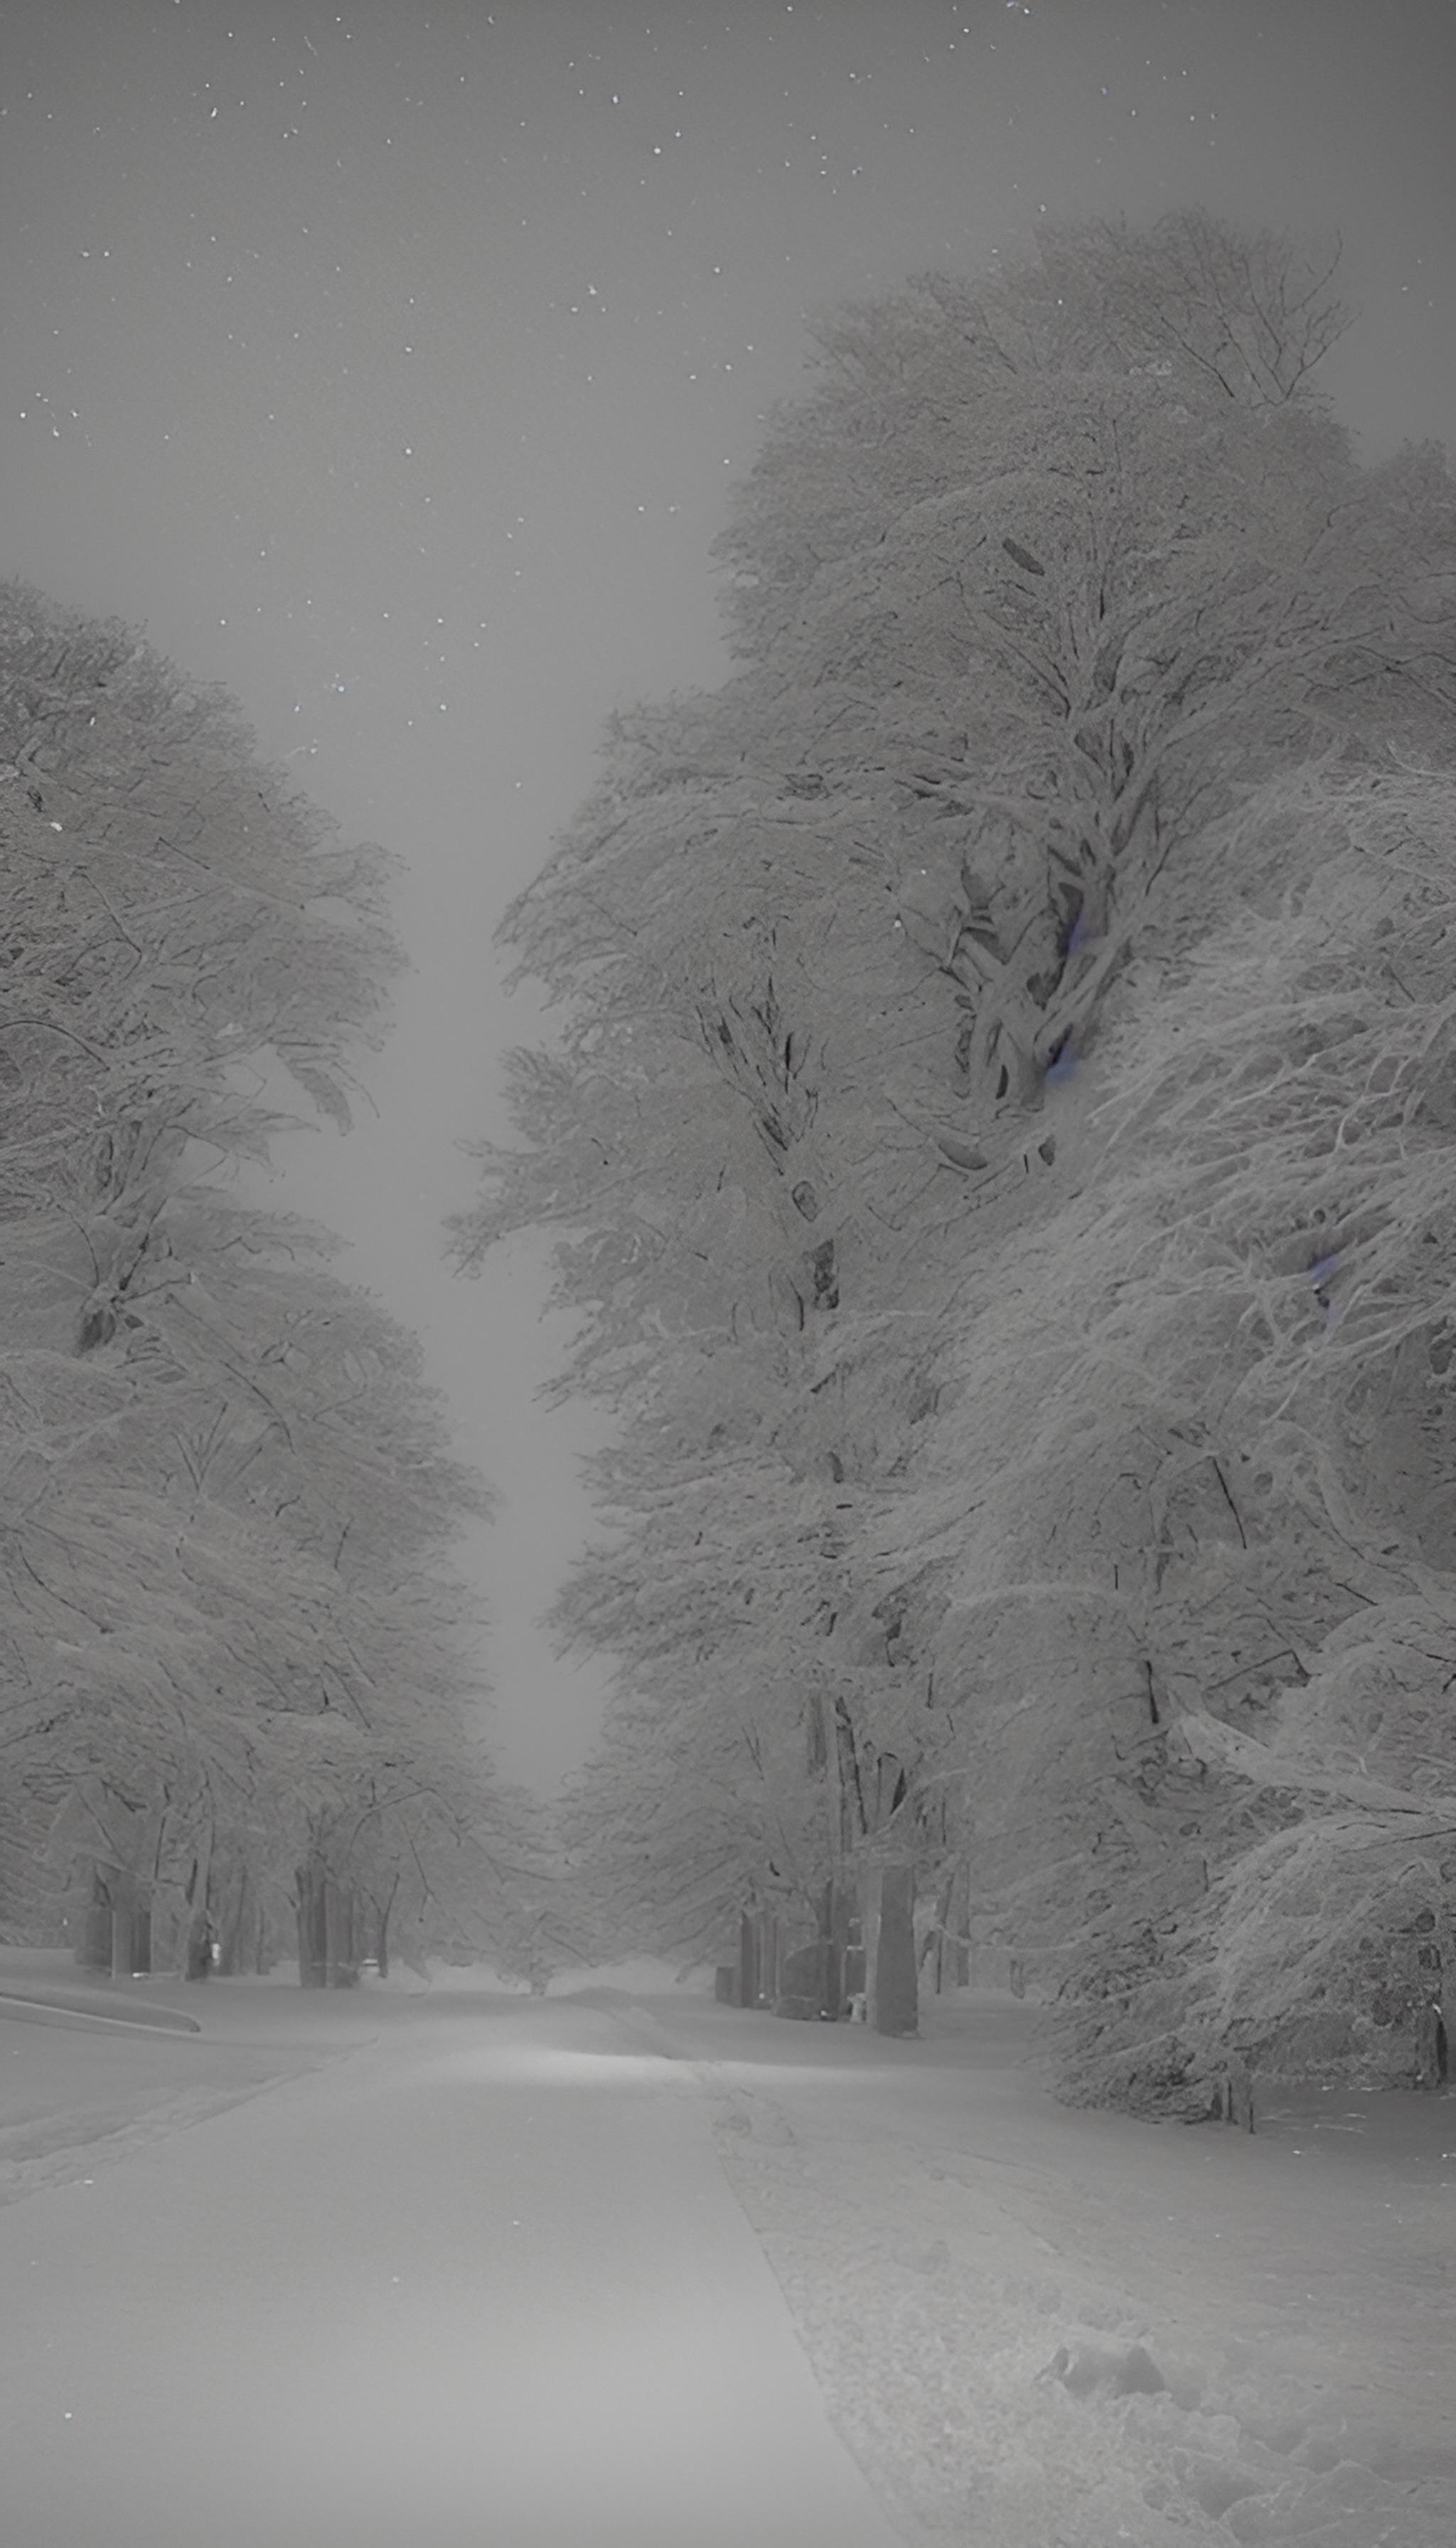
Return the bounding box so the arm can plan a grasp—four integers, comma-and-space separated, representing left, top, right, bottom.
453, 210, 1456, 2114
0, 584, 541, 1985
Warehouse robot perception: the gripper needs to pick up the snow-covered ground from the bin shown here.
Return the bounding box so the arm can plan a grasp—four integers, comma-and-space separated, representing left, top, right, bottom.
1, 1956, 1451, 2547
0, 1955, 904, 2548
0, 1951, 378, 2208
629, 1985, 1455, 2547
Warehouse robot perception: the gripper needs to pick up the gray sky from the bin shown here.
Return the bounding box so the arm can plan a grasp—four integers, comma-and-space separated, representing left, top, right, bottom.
2, 0, 1451, 1791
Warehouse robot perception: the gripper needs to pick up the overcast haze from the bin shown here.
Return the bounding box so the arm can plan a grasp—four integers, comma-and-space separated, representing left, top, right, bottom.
1, 0, 1451, 1790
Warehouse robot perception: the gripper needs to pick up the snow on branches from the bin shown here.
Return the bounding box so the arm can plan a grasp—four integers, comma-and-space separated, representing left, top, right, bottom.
456, 215, 1456, 2086
0, 591, 501, 1965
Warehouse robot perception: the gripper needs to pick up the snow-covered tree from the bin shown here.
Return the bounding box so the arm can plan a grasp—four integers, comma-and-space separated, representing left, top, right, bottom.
453, 214, 1455, 2075
1, 592, 517, 1975
845, 749, 1455, 2104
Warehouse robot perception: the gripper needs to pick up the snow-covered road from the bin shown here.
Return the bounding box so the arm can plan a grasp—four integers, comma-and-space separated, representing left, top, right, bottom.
0, 1984, 912, 2548
6, 1967, 1453, 2547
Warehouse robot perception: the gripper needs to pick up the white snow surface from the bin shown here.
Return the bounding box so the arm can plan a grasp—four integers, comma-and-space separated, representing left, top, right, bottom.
1, 1956, 1452, 2548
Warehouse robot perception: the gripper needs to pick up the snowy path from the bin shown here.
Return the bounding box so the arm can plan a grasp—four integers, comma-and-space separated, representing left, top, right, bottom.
6, 1970, 1452, 2547
0, 1986, 913, 2548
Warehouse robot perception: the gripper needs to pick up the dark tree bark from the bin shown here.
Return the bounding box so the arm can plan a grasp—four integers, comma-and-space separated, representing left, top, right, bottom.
108, 1870, 151, 1978
296, 1857, 328, 1988
76, 1868, 112, 1971
325, 1879, 358, 1986
864, 1863, 919, 2038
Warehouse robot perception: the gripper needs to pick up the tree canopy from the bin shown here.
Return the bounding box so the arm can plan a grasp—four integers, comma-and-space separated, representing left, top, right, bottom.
454, 210, 1455, 2107
1, 586, 515, 1979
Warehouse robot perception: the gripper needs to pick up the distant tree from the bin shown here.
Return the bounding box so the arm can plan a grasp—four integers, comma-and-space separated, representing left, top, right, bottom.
484, 1809, 587, 1991
4, 1274, 496, 1975
551, 1568, 841, 1976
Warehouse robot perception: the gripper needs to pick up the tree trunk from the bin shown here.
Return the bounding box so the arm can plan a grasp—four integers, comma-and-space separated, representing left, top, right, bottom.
109, 1870, 149, 1979
928, 1858, 970, 1993
951, 1858, 970, 1989
764, 1909, 782, 2008
77, 1868, 112, 1971
737, 1908, 759, 2011
325, 1880, 358, 1986
215, 1862, 250, 1976
863, 1861, 919, 2037
296, 1857, 328, 1988
820, 1875, 852, 2018
181, 1849, 209, 1980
